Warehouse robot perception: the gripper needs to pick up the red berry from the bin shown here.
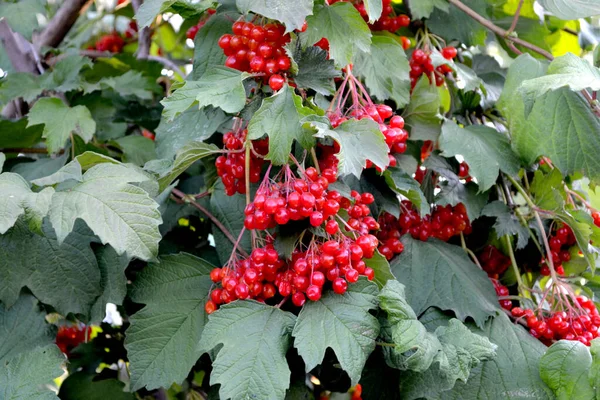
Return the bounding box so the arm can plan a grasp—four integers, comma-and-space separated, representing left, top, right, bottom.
441, 46, 458, 59
306, 285, 322, 301
332, 278, 348, 294
269, 74, 285, 91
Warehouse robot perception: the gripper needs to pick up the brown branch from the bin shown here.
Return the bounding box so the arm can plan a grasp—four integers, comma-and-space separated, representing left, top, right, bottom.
147, 55, 186, 79
171, 188, 249, 258
131, 0, 151, 60
34, 0, 89, 51
507, 0, 524, 36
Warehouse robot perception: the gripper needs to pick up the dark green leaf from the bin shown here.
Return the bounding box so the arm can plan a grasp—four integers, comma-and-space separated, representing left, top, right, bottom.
192, 14, 233, 80
384, 167, 430, 216
481, 201, 530, 249
402, 76, 443, 141
293, 45, 340, 95
89, 246, 129, 324
58, 372, 134, 400
428, 0, 489, 46
235, 0, 313, 31
365, 250, 394, 288
0, 118, 43, 148
113, 136, 157, 166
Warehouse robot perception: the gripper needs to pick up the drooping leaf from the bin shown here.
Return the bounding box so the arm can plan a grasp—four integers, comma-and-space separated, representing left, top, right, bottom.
312, 118, 389, 177
538, 0, 600, 20
293, 279, 380, 385
391, 236, 500, 328
0, 345, 65, 400
304, 2, 372, 67
402, 76, 443, 141
161, 67, 250, 120
27, 98, 96, 154
518, 53, 600, 116
409, 0, 449, 19
0, 294, 54, 364
353, 36, 410, 107
198, 301, 297, 400
48, 164, 162, 261
89, 246, 130, 324
539, 340, 595, 400
58, 372, 135, 400
248, 84, 316, 165
235, 0, 313, 31
293, 45, 341, 95
156, 141, 221, 191
384, 167, 430, 216
126, 253, 214, 391
481, 201, 530, 249
438, 120, 521, 192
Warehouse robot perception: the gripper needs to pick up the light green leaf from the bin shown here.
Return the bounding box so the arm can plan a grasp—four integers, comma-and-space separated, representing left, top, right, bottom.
538, 0, 600, 20
248, 84, 316, 165
353, 36, 410, 107
408, 0, 449, 19
293, 279, 380, 385
293, 44, 340, 95
0, 153, 4, 173
519, 53, 600, 116
236, 0, 313, 31
155, 107, 227, 159
198, 301, 297, 400
0, 294, 54, 364
304, 2, 372, 67
89, 71, 155, 100
365, 250, 395, 288
0, 0, 45, 40
31, 159, 82, 187
363, 0, 383, 22
384, 167, 430, 216
156, 141, 221, 191
136, 0, 212, 28
530, 168, 567, 210
114, 136, 157, 167
0, 345, 65, 400
454, 63, 484, 92
0, 172, 54, 234
90, 246, 130, 324
0, 73, 43, 104
48, 163, 162, 261
42, 55, 93, 93
161, 67, 250, 120
312, 118, 389, 177
27, 98, 96, 154
439, 120, 521, 192
540, 340, 595, 400
126, 253, 215, 391
391, 236, 499, 328
402, 76, 443, 141
482, 201, 530, 249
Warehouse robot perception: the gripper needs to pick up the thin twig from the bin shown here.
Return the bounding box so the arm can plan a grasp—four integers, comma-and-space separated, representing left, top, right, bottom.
507, 0, 524, 36
131, 0, 151, 59
147, 55, 187, 79
171, 188, 249, 258
34, 0, 89, 50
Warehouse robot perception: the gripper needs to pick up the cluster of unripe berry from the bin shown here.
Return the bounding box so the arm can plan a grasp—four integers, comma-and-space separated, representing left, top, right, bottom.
215, 129, 268, 196
56, 325, 91, 357
409, 47, 457, 90
327, 0, 410, 33
512, 297, 600, 346
539, 225, 575, 276
376, 202, 471, 259
218, 20, 292, 91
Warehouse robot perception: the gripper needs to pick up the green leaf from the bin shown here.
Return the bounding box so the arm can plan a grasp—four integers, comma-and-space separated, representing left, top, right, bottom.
555, 210, 599, 273
27, 98, 96, 154
312, 118, 389, 177
365, 250, 395, 288
353, 36, 410, 107
304, 3, 372, 67
530, 168, 567, 210
236, 0, 314, 31
42, 55, 93, 93
519, 53, 600, 116
428, 0, 489, 46
0, 294, 54, 364
539, 340, 595, 400
0, 118, 43, 148
0, 73, 43, 104
136, 0, 212, 28
210, 180, 252, 264
126, 253, 215, 391
113, 136, 157, 166
391, 236, 499, 328
248, 84, 315, 165
538, 0, 600, 20
402, 76, 443, 141
31, 158, 82, 187
482, 201, 530, 249
383, 167, 430, 216
48, 164, 162, 261
58, 372, 135, 400
0, 172, 54, 234
191, 14, 232, 80
0, 153, 4, 173
363, 0, 383, 22
155, 107, 227, 159
198, 301, 297, 400
161, 67, 250, 120
293, 279, 380, 385
87, 71, 155, 100
89, 246, 129, 324
293, 44, 340, 95
438, 120, 521, 192
0, 0, 45, 40
156, 141, 221, 191
0, 345, 65, 400
454, 63, 484, 93
408, 0, 449, 19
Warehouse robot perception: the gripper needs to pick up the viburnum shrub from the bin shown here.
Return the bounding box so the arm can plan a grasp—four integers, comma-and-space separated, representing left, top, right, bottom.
4, 1, 600, 399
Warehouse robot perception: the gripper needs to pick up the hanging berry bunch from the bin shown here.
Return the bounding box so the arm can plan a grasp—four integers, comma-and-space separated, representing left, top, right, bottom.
539, 224, 575, 276
94, 32, 126, 53
409, 46, 457, 90
56, 324, 92, 357
327, 0, 410, 33
185, 8, 217, 40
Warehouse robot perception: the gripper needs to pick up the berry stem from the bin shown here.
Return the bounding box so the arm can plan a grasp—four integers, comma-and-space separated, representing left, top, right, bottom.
507, 0, 524, 36
460, 232, 482, 270
375, 341, 396, 348
245, 142, 251, 206
171, 188, 249, 258
504, 234, 526, 296
310, 147, 321, 175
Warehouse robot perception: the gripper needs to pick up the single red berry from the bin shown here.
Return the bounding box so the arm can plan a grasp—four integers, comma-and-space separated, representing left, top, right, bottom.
441, 46, 458, 59
205, 300, 217, 314
332, 278, 348, 294
268, 74, 285, 91
306, 284, 322, 301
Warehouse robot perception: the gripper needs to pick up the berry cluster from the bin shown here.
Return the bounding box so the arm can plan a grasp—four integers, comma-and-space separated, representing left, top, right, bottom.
539, 225, 575, 276
215, 129, 269, 196
327, 0, 410, 33
409, 48, 457, 90
218, 21, 292, 90
186, 9, 216, 40
491, 279, 513, 311
94, 32, 125, 53
56, 325, 91, 356
512, 296, 600, 346
376, 202, 471, 259
478, 245, 510, 279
